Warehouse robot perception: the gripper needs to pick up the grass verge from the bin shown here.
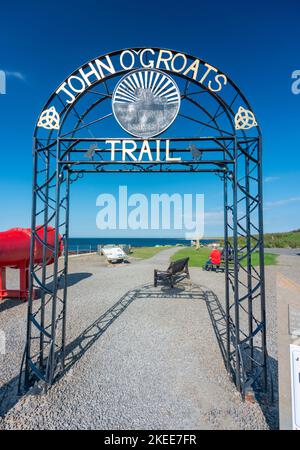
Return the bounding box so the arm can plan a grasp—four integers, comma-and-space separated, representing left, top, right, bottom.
130, 246, 172, 259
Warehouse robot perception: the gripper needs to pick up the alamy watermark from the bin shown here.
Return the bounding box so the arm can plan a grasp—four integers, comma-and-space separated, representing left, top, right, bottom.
96, 186, 204, 240
291, 70, 300, 95
0, 329, 6, 354
0, 70, 6, 94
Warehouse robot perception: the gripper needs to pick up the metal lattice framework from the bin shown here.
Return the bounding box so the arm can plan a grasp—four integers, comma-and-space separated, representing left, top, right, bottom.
19, 48, 267, 399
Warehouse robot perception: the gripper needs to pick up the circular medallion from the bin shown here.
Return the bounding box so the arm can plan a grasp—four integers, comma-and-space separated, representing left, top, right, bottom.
112, 69, 181, 138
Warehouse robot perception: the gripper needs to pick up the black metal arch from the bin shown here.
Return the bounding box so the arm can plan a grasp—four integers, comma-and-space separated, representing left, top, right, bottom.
20, 48, 267, 401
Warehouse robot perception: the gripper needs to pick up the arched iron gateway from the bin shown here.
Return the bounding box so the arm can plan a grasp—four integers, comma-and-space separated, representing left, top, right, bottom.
19, 48, 267, 399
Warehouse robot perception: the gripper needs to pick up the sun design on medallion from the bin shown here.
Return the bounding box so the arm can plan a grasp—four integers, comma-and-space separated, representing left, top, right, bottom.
112, 69, 181, 139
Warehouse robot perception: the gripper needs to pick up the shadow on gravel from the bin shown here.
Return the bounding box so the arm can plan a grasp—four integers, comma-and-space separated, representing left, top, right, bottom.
61, 282, 203, 377
203, 288, 279, 430
0, 273, 92, 312
64, 272, 93, 287
0, 298, 25, 313
0, 272, 93, 419
0, 283, 207, 419
48, 272, 93, 291
1, 283, 192, 419
0, 375, 20, 419
1, 281, 278, 429
33, 272, 93, 300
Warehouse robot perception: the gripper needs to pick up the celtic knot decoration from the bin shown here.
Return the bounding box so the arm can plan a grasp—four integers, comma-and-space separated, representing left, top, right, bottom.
37, 106, 60, 130
234, 106, 257, 130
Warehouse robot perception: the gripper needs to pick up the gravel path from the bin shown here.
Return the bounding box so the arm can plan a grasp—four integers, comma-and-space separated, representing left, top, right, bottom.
265, 248, 300, 256
1, 247, 295, 430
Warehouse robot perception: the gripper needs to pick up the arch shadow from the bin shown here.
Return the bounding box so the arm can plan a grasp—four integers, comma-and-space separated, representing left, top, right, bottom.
1, 282, 277, 429
0, 299, 24, 314
0, 272, 92, 313
203, 287, 278, 429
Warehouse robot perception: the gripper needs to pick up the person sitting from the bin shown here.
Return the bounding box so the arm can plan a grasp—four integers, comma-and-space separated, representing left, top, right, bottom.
204, 244, 222, 270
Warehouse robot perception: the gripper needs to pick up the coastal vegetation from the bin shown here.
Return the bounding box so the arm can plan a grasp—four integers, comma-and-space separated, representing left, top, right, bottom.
263, 229, 300, 248
219, 229, 300, 249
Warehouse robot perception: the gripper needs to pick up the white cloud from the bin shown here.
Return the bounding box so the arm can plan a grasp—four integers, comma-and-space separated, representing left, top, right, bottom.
5, 71, 25, 81
265, 196, 300, 209
264, 176, 280, 183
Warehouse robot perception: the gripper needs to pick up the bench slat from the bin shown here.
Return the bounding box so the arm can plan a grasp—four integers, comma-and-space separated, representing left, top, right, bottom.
167, 257, 189, 274
154, 257, 190, 288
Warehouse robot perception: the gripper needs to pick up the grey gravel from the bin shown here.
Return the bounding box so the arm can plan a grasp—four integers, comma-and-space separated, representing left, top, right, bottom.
264, 247, 300, 256
1, 247, 295, 430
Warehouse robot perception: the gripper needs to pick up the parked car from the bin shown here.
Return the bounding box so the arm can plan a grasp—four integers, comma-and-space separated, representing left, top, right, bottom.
102, 246, 127, 263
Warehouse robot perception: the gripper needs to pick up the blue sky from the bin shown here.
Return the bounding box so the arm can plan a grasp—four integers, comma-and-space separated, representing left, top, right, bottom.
0, 0, 299, 237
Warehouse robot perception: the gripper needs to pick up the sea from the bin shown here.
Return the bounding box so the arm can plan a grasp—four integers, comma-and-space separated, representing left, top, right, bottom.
68, 237, 219, 252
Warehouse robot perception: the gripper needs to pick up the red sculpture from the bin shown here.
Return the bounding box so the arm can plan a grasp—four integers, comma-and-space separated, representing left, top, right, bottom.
0, 227, 63, 301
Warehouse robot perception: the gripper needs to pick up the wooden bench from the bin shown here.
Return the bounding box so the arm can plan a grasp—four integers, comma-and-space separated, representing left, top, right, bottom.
154, 257, 190, 288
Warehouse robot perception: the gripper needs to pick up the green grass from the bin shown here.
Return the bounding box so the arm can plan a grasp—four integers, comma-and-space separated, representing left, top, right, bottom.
220, 229, 300, 249
170, 247, 211, 267
250, 251, 277, 266
263, 229, 300, 248
130, 246, 172, 259
171, 247, 278, 267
